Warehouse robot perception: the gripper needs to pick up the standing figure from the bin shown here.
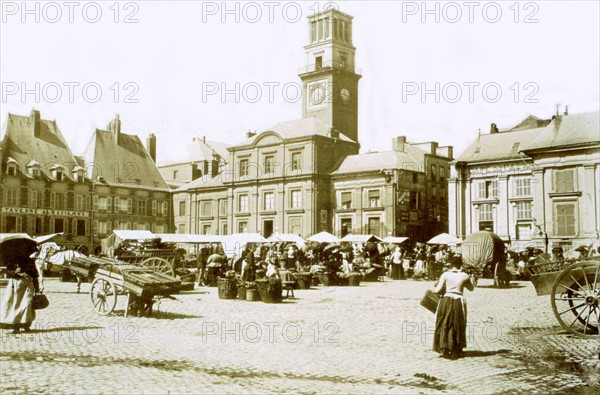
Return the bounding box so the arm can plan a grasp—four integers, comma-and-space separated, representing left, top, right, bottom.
432, 256, 475, 359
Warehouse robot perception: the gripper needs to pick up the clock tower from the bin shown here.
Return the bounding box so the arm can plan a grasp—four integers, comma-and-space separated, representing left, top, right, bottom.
299, 9, 361, 143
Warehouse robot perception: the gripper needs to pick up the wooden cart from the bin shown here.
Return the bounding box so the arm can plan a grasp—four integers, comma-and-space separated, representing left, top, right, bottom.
528, 258, 599, 338
116, 249, 178, 277
86, 258, 181, 317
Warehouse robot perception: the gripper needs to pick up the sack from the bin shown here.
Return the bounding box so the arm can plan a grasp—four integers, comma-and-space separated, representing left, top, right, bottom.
420, 290, 440, 314
32, 293, 49, 310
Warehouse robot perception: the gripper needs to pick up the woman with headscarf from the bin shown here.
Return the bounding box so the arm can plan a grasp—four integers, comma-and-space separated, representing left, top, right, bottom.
0, 241, 40, 334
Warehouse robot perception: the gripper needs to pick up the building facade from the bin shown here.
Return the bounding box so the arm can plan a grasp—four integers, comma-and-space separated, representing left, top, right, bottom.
449, 111, 600, 251
173, 9, 454, 241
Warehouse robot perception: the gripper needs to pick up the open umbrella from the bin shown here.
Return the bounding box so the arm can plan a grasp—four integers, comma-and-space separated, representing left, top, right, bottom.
307, 231, 340, 243
0, 234, 38, 266
427, 233, 463, 245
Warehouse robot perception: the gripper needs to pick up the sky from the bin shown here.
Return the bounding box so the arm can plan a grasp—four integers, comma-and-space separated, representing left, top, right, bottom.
1, 0, 599, 165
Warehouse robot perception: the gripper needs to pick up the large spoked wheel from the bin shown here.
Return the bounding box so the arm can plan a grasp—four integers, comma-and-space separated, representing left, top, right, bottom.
90, 277, 117, 316
140, 257, 174, 276
494, 262, 511, 288
550, 261, 599, 338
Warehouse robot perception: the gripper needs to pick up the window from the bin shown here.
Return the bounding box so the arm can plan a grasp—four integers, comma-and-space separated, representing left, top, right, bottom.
515, 201, 532, 220
555, 202, 576, 236
516, 224, 532, 241
432, 186, 437, 198
173, 170, 178, 180
6, 163, 17, 176
264, 192, 275, 211
479, 203, 493, 221
55, 193, 65, 210
201, 201, 212, 216
222, 223, 228, 235
477, 180, 498, 199
152, 200, 157, 216
28, 164, 41, 178
5, 189, 18, 207
239, 159, 249, 178
5, 216, 21, 232
117, 197, 129, 212
76, 195, 85, 211
340, 218, 352, 237
179, 201, 186, 217
161, 202, 168, 216
430, 165, 436, 180
238, 221, 248, 233
409, 191, 419, 210
368, 189, 381, 208
439, 167, 445, 181
340, 191, 352, 209
53, 167, 64, 181
291, 152, 302, 171
555, 168, 575, 193
202, 224, 212, 235
97, 220, 108, 236
54, 218, 64, 233
219, 199, 228, 216
264, 155, 275, 174
238, 194, 249, 212
73, 169, 84, 182
514, 177, 532, 197
138, 200, 147, 215
75, 220, 86, 237
96, 196, 108, 211
32, 217, 42, 235
412, 173, 419, 184
315, 56, 323, 69
291, 190, 302, 209
289, 217, 302, 235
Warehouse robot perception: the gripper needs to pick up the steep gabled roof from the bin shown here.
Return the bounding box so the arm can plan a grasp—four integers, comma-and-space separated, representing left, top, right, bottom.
236, 117, 356, 147
83, 129, 169, 191
1, 112, 80, 178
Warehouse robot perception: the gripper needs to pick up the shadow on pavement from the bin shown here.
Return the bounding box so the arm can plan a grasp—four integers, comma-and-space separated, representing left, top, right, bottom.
476, 284, 526, 289
21, 325, 102, 334
462, 349, 512, 358
109, 309, 203, 320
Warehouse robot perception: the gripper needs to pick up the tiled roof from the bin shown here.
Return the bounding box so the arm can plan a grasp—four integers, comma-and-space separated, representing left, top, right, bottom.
158, 139, 231, 167
331, 144, 426, 175
175, 173, 227, 192
83, 129, 169, 191
456, 111, 599, 163
1, 112, 80, 178
236, 117, 356, 146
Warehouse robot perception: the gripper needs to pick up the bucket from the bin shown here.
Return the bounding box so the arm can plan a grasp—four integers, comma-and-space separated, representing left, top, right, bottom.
246, 288, 260, 301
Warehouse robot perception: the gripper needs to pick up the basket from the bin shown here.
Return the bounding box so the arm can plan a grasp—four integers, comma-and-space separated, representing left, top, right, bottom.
217, 277, 238, 299
420, 290, 440, 314
319, 273, 333, 286
311, 275, 320, 286
294, 273, 312, 289
526, 260, 572, 276
348, 274, 362, 286
256, 279, 282, 303
237, 286, 247, 300
246, 288, 260, 301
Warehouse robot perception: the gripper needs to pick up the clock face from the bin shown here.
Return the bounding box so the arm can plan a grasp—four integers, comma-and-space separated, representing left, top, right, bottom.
311, 85, 325, 105
341, 88, 350, 103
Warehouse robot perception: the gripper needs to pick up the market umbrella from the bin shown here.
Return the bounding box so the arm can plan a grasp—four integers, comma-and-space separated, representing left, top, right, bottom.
427, 233, 463, 245
307, 231, 340, 244
0, 234, 38, 266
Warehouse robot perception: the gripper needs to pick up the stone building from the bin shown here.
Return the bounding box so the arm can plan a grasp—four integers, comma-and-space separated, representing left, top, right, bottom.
449, 111, 600, 251
82, 115, 171, 249
173, 9, 454, 241
0, 110, 92, 249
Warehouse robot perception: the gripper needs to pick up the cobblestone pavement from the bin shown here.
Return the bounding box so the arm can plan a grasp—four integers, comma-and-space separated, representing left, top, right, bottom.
1, 277, 598, 394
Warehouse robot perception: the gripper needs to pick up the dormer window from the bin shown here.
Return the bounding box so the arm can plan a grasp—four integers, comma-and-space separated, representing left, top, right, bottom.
72, 166, 85, 182
27, 160, 41, 178
6, 157, 18, 176
51, 164, 64, 181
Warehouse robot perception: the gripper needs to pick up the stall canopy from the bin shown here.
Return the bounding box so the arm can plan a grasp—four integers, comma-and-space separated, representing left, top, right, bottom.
340, 234, 383, 243
307, 231, 340, 243
156, 233, 225, 244
34, 232, 64, 244
427, 233, 463, 245
112, 230, 156, 241
383, 236, 409, 244
222, 233, 267, 258
266, 233, 306, 248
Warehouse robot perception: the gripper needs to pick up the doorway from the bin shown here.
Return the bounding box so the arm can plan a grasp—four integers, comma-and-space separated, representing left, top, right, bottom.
263, 220, 274, 238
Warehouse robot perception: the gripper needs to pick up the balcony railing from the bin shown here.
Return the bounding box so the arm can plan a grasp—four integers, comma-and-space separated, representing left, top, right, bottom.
298, 60, 361, 75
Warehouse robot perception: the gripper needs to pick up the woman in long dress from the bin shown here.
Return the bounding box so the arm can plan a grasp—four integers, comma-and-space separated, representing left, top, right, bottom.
432, 256, 475, 359
1, 248, 40, 334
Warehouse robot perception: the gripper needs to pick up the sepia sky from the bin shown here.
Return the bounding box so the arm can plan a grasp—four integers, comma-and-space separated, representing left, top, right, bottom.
1, 0, 599, 164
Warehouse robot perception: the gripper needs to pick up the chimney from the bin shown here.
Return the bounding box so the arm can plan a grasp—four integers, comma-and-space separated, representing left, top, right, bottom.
107, 114, 122, 144
146, 133, 157, 162
564, 106, 569, 116
202, 136, 207, 144
430, 142, 438, 155
447, 146, 453, 160
211, 159, 219, 178
393, 136, 407, 152
490, 123, 499, 134
31, 109, 41, 138
247, 130, 256, 139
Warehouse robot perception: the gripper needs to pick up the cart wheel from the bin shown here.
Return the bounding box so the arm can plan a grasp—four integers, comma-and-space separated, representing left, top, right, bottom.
140, 257, 175, 276
494, 262, 510, 288
550, 261, 599, 338
90, 277, 117, 316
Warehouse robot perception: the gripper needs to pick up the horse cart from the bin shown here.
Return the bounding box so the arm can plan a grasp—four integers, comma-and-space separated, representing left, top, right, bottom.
69, 256, 181, 317
461, 231, 512, 288
527, 257, 599, 338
